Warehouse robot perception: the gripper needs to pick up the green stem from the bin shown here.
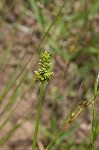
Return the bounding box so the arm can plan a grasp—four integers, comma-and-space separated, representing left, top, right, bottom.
90, 75, 99, 150
44, 129, 65, 150
90, 100, 96, 150
32, 83, 45, 150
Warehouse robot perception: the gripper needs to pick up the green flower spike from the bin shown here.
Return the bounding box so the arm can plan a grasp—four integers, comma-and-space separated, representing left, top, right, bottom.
35, 51, 53, 83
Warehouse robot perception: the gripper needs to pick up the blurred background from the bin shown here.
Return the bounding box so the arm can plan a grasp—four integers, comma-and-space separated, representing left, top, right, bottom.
0, 0, 99, 150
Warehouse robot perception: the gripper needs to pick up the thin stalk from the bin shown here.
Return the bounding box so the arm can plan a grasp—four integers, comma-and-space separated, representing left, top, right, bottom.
0, 123, 20, 145
90, 74, 99, 150
90, 101, 96, 150
44, 129, 65, 150
32, 83, 45, 150
0, 0, 16, 27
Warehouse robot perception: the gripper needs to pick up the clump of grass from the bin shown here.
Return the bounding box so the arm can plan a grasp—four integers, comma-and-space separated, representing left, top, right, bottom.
32, 51, 53, 150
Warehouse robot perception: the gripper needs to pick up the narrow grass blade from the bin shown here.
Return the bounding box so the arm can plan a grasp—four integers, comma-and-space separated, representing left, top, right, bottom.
90, 74, 99, 150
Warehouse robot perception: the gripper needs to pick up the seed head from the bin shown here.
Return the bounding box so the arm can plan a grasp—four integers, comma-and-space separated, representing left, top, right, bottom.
35, 51, 53, 83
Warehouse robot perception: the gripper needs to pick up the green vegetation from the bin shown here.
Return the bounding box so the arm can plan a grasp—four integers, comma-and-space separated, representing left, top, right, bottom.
0, 0, 99, 150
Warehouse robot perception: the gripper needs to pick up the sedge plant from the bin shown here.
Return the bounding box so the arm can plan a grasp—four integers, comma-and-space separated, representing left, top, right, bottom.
32, 51, 53, 150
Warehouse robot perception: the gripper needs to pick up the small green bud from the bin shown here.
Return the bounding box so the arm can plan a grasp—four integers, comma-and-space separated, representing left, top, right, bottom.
35, 51, 53, 83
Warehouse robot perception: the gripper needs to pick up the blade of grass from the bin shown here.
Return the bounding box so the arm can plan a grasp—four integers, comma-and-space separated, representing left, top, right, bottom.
0, 0, 16, 27
0, 71, 28, 117
90, 74, 99, 150
49, 126, 78, 150
0, 105, 34, 146
0, 106, 18, 130
0, 43, 11, 68
29, 0, 45, 30
0, 77, 36, 130
0, 124, 20, 145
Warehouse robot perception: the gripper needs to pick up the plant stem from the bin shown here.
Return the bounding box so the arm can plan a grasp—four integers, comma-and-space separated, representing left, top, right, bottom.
32, 83, 45, 150
90, 102, 96, 150
90, 74, 99, 150
44, 129, 65, 150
